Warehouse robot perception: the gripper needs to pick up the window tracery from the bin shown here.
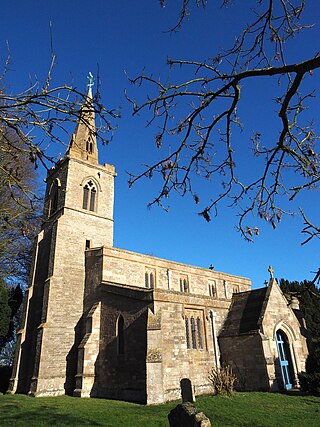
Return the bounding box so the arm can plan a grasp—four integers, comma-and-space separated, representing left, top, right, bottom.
82, 180, 97, 212
185, 309, 206, 350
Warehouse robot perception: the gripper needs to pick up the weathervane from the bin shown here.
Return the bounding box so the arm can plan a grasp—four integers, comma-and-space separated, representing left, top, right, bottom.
268, 265, 274, 279
87, 71, 94, 88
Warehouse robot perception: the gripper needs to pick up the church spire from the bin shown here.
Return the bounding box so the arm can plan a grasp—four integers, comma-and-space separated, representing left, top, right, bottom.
67, 73, 99, 164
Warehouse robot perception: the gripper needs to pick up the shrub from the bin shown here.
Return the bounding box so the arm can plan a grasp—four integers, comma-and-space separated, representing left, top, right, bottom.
208, 365, 237, 396
298, 372, 320, 395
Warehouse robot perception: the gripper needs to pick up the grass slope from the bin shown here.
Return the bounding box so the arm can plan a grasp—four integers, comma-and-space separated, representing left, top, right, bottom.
0, 393, 319, 426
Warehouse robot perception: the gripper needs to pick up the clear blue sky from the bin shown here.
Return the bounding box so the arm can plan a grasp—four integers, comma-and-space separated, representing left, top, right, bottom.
1, 1, 319, 288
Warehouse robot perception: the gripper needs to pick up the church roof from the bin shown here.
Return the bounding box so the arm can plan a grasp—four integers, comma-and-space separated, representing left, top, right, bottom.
219, 287, 268, 337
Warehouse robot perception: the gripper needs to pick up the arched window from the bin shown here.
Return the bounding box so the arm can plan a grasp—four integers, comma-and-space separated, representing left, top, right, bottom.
190, 317, 197, 349
82, 180, 97, 212
89, 187, 96, 211
117, 315, 125, 355
145, 268, 156, 288
180, 275, 189, 293
276, 330, 294, 390
150, 272, 155, 289
185, 318, 191, 349
232, 285, 239, 294
209, 281, 216, 297
83, 185, 89, 208
184, 279, 189, 293
185, 309, 206, 351
49, 179, 60, 217
51, 186, 58, 214
196, 317, 203, 349
86, 141, 94, 155
145, 272, 149, 288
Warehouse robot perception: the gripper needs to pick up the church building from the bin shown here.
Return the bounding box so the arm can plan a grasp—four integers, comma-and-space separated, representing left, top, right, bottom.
8, 88, 309, 404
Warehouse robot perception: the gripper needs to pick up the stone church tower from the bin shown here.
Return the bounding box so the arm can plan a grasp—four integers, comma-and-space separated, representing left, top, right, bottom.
9, 88, 116, 396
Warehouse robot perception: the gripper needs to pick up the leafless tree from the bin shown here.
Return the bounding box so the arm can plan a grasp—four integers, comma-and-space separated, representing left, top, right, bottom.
127, 0, 319, 244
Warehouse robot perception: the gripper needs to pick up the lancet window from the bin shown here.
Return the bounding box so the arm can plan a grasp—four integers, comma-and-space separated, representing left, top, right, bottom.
86, 141, 94, 155
180, 275, 189, 293
232, 285, 239, 294
145, 268, 156, 289
48, 179, 60, 217
185, 318, 191, 349
82, 180, 97, 212
208, 281, 217, 297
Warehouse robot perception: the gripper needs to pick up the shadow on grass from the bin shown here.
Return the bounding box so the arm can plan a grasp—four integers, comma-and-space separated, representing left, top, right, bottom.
0, 366, 12, 393
0, 404, 103, 426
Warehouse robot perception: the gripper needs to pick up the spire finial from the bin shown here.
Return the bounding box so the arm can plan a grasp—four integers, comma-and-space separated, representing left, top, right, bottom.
67, 73, 98, 164
87, 72, 94, 89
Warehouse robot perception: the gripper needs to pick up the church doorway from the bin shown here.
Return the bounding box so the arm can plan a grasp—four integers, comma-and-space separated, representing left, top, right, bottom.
276, 330, 294, 390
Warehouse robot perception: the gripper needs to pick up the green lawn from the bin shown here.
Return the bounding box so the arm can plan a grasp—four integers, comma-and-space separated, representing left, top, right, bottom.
0, 392, 319, 426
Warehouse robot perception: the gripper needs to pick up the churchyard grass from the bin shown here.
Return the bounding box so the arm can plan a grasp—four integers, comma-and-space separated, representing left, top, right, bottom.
0, 392, 319, 426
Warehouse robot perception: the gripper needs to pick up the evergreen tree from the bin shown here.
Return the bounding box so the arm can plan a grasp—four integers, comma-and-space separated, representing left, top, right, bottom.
0, 125, 41, 286
0, 126, 38, 360
280, 278, 320, 374
0, 279, 11, 349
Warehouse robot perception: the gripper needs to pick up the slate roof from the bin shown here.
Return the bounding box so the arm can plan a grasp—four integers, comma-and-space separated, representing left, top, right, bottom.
219, 287, 268, 337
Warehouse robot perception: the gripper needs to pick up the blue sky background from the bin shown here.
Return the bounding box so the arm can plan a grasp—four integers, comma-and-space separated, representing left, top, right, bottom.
1, 0, 319, 288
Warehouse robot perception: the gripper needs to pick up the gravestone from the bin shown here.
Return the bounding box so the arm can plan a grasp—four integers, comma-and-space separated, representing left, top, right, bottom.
180, 378, 195, 403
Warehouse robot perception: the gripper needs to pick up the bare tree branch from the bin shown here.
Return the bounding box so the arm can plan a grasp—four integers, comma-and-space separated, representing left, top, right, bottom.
300, 208, 320, 245
128, 0, 319, 243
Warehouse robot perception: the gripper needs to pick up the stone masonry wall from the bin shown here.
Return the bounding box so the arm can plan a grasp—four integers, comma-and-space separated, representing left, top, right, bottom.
95, 288, 151, 403
219, 333, 270, 391
100, 247, 251, 298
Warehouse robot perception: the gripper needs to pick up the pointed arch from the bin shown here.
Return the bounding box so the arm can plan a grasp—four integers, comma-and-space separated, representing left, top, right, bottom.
81, 177, 100, 212
48, 178, 61, 216
49, 177, 62, 190
273, 321, 297, 342
81, 176, 101, 192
